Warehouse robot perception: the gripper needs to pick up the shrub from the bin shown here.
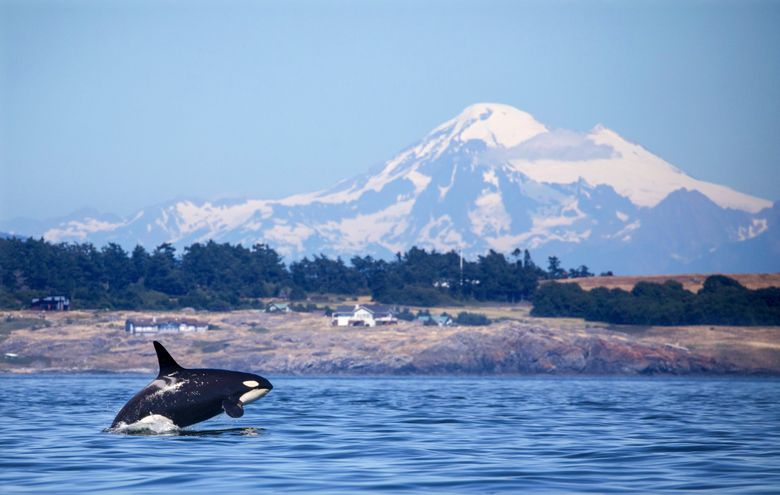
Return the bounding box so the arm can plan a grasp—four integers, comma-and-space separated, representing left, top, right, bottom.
455, 312, 492, 326
290, 302, 319, 312
530, 275, 780, 326
395, 307, 415, 321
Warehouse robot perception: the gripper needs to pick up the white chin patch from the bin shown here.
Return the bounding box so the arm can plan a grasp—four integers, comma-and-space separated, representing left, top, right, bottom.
242, 380, 260, 388
239, 388, 270, 405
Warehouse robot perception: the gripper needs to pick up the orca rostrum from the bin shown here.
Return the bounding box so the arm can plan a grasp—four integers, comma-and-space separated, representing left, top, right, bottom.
111, 341, 273, 429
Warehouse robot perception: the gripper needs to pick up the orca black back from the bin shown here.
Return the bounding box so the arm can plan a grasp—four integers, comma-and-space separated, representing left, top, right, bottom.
111, 341, 272, 429
153, 341, 183, 377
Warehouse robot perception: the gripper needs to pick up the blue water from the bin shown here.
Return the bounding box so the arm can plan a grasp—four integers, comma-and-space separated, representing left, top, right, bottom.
1, 375, 779, 493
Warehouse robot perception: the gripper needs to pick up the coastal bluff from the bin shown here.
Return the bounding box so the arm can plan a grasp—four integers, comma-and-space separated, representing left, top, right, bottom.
1, 310, 778, 375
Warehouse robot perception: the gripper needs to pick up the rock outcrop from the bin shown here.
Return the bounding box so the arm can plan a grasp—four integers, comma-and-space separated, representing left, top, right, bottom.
2, 311, 772, 375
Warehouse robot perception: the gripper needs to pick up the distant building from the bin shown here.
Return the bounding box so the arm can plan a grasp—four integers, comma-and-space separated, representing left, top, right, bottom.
125, 317, 208, 335
30, 296, 70, 311
331, 304, 397, 327
265, 302, 291, 313
416, 313, 454, 327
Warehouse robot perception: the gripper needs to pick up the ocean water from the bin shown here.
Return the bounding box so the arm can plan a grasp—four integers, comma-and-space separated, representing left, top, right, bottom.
1, 375, 779, 494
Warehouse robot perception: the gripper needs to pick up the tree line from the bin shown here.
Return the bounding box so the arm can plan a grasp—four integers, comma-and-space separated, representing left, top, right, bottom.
2, 238, 777, 326
531, 276, 780, 326
0, 238, 589, 310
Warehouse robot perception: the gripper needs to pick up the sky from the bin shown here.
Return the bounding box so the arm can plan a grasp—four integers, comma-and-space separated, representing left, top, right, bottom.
1, 0, 779, 221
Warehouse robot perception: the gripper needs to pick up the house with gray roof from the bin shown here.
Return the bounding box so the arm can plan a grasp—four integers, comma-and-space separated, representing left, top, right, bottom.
331, 304, 397, 327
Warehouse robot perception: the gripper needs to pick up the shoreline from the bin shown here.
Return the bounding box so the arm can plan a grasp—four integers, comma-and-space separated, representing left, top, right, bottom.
4, 370, 779, 378
2, 308, 779, 376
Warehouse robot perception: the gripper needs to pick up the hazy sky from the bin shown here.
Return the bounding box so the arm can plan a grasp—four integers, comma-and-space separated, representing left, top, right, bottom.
2, 0, 779, 221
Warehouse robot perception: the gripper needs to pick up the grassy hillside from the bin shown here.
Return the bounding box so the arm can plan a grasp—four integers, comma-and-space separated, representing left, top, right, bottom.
1, 308, 779, 375
559, 273, 780, 292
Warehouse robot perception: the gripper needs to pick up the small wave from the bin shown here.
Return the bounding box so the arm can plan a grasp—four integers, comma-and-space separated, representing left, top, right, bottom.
106, 414, 180, 435
177, 427, 263, 437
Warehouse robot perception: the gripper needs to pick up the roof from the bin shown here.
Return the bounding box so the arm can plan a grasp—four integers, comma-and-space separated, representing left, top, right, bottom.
126, 318, 207, 327
361, 304, 392, 315
32, 296, 69, 303
332, 304, 395, 317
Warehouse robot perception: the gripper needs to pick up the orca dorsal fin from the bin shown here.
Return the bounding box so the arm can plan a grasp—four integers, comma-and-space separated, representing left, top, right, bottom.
153, 341, 184, 376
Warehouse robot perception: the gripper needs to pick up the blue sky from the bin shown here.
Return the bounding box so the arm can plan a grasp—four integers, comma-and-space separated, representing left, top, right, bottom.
1, 0, 779, 221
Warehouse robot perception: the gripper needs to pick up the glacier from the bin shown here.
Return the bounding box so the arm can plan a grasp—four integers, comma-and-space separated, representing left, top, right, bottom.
2, 103, 777, 275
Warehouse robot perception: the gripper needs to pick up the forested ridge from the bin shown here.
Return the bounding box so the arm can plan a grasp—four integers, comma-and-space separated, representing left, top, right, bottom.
532, 277, 780, 326
1, 238, 777, 326
0, 238, 556, 310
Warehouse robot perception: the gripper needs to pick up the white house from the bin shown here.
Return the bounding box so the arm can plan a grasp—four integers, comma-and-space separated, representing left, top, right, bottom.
125, 317, 209, 335
331, 304, 397, 327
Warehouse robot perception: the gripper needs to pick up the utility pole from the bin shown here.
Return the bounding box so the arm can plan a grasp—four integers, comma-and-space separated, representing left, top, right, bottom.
459, 248, 464, 297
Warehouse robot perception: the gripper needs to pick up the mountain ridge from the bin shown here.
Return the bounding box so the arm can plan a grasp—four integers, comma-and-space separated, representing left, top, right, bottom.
2, 103, 776, 274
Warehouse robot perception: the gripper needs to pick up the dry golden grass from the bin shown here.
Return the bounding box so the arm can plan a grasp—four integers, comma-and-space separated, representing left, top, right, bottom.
398, 302, 533, 321
2, 305, 778, 374
557, 272, 780, 292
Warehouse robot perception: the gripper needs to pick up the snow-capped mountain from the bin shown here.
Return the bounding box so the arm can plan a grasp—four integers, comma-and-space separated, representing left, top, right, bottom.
4, 103, 777, 274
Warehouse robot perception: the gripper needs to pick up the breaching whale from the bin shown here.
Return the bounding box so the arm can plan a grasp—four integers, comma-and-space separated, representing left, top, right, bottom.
111, 341, 272, 429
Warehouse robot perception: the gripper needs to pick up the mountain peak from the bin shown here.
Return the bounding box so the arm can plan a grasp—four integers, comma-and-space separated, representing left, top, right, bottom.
8, 102, 776, 275
457, 102, 532, 120
587, 123, 636, 148
431, 102, 548, 149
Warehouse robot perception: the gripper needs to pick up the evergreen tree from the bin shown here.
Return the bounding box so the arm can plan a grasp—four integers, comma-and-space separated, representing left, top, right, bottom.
146, 243, 186, 295
131, 245, 150, 283
101, 243, 132, 291
546, 256, 566, 280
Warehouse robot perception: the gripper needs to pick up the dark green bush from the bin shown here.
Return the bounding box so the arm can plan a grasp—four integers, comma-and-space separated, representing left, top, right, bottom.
530, 276, 780, 326
454, 312, 492, 326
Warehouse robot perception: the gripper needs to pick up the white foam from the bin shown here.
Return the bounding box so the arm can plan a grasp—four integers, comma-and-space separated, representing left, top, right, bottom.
110, 414, 180, 434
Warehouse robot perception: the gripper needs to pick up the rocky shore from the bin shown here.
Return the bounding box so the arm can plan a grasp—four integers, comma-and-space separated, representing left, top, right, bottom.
1, 309, 778, 375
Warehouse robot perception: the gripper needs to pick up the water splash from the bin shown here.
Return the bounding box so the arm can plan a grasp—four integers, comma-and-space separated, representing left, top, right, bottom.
107, 414, 180, 435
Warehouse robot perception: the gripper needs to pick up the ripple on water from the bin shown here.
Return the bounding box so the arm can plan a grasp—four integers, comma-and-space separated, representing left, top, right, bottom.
0, 375, 779, 493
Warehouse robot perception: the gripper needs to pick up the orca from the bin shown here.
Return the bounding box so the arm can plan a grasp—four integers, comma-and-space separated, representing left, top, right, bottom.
111, 341, 273, 429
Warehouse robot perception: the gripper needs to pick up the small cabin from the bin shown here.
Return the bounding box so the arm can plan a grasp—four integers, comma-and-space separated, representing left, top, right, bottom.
265, 302, 291, 313
30, 296, 70, 311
